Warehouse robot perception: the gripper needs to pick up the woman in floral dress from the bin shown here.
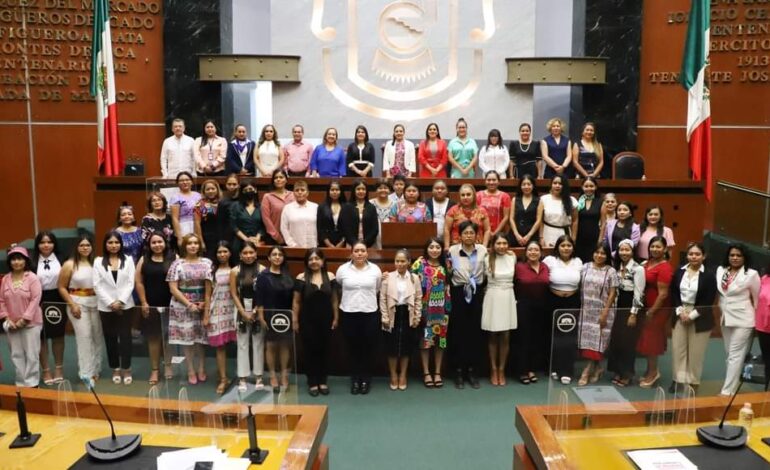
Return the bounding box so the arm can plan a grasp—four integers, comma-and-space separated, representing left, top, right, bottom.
206, 241, 237, 394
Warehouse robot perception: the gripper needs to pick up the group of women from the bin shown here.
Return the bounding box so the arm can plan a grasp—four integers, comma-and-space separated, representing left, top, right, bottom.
184, 117, 604, 180
2, 168, 768, 399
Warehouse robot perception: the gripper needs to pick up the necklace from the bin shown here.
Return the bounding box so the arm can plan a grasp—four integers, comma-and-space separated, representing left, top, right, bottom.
518, 141, 531, 153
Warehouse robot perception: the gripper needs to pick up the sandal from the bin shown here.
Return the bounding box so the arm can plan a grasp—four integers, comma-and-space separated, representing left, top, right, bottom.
578, 368, 591, 387
188, 371, 198, 385
216, 378, 228, 395
269, 373, 279, 389
149, 369, 159, 386
238, 378, 248, 392
255, 376, 265, 390
423, 373, 434, 388
197, 370, 207, 383
528, 373, 538, 383
164, 365, 174, 380
589, 367, 604, 384
42, 369, 55, 386
519, 375, 531, 385
122, 370, 133, 386
433, 374, 444, 388
112, 369, 122, 384
54, 365, 65, 383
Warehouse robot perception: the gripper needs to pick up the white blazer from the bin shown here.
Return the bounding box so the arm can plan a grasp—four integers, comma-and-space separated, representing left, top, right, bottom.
716, 266, 760, 328
93, 256, 136, 311
382, 139, 416, 174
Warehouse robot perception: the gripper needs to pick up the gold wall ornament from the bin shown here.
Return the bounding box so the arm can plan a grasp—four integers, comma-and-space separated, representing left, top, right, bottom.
311, 0, 495, 120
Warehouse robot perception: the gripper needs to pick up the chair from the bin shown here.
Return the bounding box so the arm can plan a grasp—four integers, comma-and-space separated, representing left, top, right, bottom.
612, 151, 645, 179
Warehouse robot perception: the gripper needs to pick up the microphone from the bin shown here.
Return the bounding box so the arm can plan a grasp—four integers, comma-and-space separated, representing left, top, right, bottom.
695, 364, 750, 448
241, 405, 269, 464
81, 377, 142, 460
9, 391, 41, 449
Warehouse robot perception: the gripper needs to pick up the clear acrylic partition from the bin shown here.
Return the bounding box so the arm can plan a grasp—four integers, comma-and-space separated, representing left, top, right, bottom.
0, 303, 298, 408
714, 180, 770, 248
546, 305, 770, 465
145, 176, 182, 203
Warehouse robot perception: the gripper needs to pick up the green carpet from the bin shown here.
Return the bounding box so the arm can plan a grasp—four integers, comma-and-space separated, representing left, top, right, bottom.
0, 335, 765, 469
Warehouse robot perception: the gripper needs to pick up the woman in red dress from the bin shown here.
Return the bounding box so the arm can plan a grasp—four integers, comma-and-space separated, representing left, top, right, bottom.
636, 236, 673, 388
417, 122, 448, 177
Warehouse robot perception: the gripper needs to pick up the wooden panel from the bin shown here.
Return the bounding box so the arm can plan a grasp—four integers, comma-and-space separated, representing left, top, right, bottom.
0, 125, 35, 245
381, 222, 437, 248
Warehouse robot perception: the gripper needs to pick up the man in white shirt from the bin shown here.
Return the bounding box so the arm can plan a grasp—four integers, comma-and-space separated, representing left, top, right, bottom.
160, 118, 195, 178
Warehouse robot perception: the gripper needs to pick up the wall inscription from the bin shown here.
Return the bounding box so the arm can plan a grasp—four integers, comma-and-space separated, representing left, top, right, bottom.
649, 2, 770, 85
0, 0, 160, 102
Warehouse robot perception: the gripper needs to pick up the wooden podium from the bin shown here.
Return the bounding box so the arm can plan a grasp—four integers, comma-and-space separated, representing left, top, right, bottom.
380, 222, 437, 249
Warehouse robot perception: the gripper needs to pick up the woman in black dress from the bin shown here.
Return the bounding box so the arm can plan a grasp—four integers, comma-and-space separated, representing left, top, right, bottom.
346, 125, 376, 177
135, 233, 176, 383
508, 174, 541, 247
575, 177, 602, 263
255, 245, 295, 390
292, 248, 339, 396
509, 123, 541, 178
340, 179, 379, 248
141, 192, 176, 252
316, 180, 348, 248
194, 179, 223, 261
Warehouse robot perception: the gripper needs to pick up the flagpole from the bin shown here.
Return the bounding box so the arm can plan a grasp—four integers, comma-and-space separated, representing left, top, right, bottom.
21, 5, 39, 234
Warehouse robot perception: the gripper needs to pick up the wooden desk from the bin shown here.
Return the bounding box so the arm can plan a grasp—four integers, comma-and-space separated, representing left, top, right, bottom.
515, 391, 770, 469
0, 385, 327, 470
381, 222, 437, 248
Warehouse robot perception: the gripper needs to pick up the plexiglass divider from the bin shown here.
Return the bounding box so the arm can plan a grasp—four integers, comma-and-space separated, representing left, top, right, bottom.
547, 305, 768, 421
0, 303, 298, 408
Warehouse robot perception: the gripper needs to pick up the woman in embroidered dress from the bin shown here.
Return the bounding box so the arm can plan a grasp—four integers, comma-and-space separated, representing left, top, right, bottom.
206, 241, 237, 394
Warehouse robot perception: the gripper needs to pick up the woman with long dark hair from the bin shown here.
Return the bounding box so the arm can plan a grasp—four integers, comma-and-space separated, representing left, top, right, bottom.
58, 234, 103, 384
167, 233, 212, 385
482, 234, 517, 386
33, 231, 66, 385
346, 125, 376, 177
412, 237, 452, 388
230, 180, 266, 253
225, 123, 256, 175
509, 174, 541, 248
538, 175, 578, 248
478, 129, 509, 178
253, 124, 283, 177
93, 231, 136, 385
218, 173, 241, 247
574, 177, 602, 263
383, 123, 415, 178
341, 179, 379, 248
606, 239, 645, 387
448, 117, 478, 178
261, 169, 295, 245
514, 240, 550, 384
293, 248, 338, 396
572, 122, 604, 178
418, 122, 448, 177
256, 245, 295, 390
317, 180, 348, 248
229, 241, 266, 392
135, 232, 176, 384
716, 243, 760, 396
637, 236, 673, 388
206, 241, 237, 394
602, 201, 640, 259
193, 179, 223, 261
476, 170, 511, 241
194, 119, 227, 176
637, 206, 676, 261
509, 123, 541, 178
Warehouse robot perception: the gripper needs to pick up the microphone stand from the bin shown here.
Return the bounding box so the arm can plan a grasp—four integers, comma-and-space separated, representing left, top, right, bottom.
696, 371, 748, 448
83, 380, 142, 460
242, 405, 269, 464
9, 391, 40, 449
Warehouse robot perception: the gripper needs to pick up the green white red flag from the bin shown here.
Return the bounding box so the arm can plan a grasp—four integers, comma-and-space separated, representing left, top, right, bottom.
680, 0, 712, 201
90, 0, 123, 176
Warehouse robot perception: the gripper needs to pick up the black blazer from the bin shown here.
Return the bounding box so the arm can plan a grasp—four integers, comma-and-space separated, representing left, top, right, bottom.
669, 266, 718, 332
316, 202, 346, 246
225, 140, 256, 175
345, 142, 376, 177
340, 202, 379, 247
425, 198, 457, 220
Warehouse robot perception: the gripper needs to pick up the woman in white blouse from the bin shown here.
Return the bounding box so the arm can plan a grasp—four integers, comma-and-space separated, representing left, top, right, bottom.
254, 124, 284, 177
716, 243, 760, 396
280, 180, 319, 248
336, 241, 382, 395
538, 176, 579, 248
383, 123, 416, 177
93, 231, 136, 385
478, 129, 510, 178
543, 235, 583, 384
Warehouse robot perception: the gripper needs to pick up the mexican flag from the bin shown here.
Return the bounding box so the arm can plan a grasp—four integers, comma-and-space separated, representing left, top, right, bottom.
90, 0, 123, 176
680, 0, 712, 201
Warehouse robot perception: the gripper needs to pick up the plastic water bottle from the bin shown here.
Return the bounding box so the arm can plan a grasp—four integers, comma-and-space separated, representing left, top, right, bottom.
739, 402, 754, 437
